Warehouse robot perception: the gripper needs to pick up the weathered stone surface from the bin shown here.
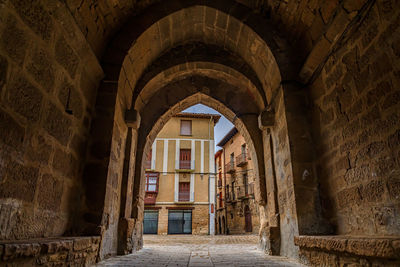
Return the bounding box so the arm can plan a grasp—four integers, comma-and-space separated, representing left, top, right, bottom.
53, 148, 77, 178
0, 16, 28, 64
70, 133, 87, 158
0, 55, 7, 89
346, 239, 394, 258
37, 174, 63, 212
3, 242, 41, 260
296, 235, 400, 266
41, 240, 73, 254
43, 102, 72, 145
0, 0, 399, 265
343, 0, 367, 12
0, 109, 25, 151
0, 161, 39, 202
0, 237, 100, 265
55, 36, 79, 78
359, 179, 384, 202
6, 74, 43, 122
11, 0, 53, 41
320, 0, 339, 24
73, 237, 92, 251
24, 132, 52, 164
26, 47, 55, 92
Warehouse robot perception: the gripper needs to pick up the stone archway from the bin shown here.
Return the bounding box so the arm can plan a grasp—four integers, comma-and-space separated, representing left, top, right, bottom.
79, 0, 330, 258
83, 1, 325, 260
0, 0, 399, 266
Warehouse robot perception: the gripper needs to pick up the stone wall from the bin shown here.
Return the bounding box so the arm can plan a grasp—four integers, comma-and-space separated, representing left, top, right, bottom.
225, 198, 259, 235
310, 1, 400, 236
295, 235, 400, 266
0, 0, 102, 240
266, 89, 300, 259
0, 236, 100, 266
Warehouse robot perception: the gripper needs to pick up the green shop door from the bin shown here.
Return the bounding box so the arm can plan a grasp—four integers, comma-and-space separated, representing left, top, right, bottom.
168, 210, 192, 234
143, 210, 159, 234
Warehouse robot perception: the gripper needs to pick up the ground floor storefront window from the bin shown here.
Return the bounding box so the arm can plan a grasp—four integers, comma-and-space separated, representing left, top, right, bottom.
168, 210, 192, 234
144, 210, 159, 234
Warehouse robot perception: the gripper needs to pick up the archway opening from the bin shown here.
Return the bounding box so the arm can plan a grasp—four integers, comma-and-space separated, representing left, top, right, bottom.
139, 102, 261, 240
84, 0, 327, 261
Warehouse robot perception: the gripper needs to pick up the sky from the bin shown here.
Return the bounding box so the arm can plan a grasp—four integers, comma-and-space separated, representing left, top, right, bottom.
182, 104, 234, 151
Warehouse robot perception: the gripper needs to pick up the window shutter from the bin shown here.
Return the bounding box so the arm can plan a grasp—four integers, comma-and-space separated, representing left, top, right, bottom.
180, 120, 192, 135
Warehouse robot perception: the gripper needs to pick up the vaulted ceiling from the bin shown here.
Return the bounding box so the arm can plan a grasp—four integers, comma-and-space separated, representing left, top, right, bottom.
64, 0, 378, 84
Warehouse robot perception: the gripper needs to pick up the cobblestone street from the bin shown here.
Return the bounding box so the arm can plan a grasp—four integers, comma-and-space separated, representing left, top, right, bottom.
96, 235, 303, 266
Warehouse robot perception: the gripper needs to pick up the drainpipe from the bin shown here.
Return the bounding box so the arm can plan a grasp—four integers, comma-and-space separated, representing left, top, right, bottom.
223, 147, 228, 235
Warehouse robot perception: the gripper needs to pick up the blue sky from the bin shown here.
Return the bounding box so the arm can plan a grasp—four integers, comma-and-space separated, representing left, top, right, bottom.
182, 104, 234, 151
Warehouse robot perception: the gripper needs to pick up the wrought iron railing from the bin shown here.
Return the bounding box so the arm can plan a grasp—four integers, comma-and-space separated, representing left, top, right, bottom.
225, 161, 235, 173
179, 160, 192, 169
237, 183, 255, 199
236, 153, 248, 166
178, 191, 190, 201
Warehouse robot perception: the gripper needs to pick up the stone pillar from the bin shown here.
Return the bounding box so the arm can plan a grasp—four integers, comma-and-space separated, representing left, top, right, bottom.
258, 108, 281, 255
281, 83, 332, 235
117, 109, 141, 255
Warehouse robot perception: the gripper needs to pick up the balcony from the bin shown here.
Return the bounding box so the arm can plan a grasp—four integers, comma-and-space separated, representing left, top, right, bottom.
237, 186, 245, 199
225, 161, 235, 173
176, 160, 194, 172
226, 190, 236, 203
236, 153, 248, 167
144, 192, 157, 204
178, 191, 190, 202
248, 183, 254, 196
218, 179, 222, 188
237, 183, 255, 199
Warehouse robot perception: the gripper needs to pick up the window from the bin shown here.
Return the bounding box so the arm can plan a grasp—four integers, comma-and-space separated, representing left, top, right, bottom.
243, 173, 248, 194
241, 144, 246, 155
232, 181, 235, 200
145, 172, 159, 192
179, 149, 191, 169
230, 153, 234, 163
178, 182, 190, 201
180, 120, 192, 135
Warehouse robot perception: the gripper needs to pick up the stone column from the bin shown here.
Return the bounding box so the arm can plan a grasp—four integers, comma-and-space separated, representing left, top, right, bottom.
258, 108, 281, 255
281, 83, 332, 236
117, 109, 141, 255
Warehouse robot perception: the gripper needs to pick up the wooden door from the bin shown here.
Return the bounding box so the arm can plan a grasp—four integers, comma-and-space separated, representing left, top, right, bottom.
244, 205, 252, 232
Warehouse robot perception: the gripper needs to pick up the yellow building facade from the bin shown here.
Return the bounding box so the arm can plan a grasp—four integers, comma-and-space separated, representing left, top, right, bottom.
143, 113, 220, 235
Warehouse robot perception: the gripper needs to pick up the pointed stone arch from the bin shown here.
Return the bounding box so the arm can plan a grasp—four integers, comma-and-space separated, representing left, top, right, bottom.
83, 0, 324, 261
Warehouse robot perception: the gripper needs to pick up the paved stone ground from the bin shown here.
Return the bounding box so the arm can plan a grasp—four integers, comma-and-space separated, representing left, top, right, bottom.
96, 235, 303, 267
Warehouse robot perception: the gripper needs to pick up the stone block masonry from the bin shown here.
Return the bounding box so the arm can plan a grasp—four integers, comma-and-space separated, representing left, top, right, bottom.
309, 2, 400, 237
0, 236, 100, 266
0, 0, 103, 241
